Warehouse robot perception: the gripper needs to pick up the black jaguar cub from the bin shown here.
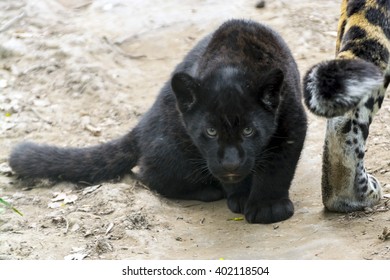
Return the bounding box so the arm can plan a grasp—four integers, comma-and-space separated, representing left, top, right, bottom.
9, 19, 307, 224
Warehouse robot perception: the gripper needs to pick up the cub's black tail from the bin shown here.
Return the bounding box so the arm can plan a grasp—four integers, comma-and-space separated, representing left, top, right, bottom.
303, 58, 383, 118
9, 131, 139, 184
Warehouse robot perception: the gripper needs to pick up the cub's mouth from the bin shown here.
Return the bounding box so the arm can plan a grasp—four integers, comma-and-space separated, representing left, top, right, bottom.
219, 173, 245, 184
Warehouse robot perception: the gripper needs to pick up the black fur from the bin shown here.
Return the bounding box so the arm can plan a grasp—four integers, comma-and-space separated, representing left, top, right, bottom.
364, 96, 375, 111
10, 134, 138, 183
365, 7, 390, 39
347, 0, 366, 17
384, 74, 390, 87
340, 39, 389, 68
376, 0, 390, 9
9, 19, 307, 224
344, 26, 367, 42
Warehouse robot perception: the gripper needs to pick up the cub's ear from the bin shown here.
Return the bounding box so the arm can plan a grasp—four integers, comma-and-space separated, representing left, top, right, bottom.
171, 72, 200, 112
258, 68, 284, 111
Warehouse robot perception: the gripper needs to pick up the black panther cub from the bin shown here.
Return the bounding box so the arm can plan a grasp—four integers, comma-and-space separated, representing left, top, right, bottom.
9, 19, 307, 224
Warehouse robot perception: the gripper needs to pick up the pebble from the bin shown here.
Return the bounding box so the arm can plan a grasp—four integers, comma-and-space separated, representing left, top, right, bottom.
256, 0, 266, 9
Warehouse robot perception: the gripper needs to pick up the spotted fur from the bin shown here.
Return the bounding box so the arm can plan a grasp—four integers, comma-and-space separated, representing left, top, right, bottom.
303, 0, 390, 212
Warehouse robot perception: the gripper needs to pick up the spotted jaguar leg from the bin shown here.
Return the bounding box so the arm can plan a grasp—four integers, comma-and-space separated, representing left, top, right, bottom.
321, 87, 385, 212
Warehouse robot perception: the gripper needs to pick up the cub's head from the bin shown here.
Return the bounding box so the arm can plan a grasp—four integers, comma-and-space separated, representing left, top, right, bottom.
171, 66, 284, 183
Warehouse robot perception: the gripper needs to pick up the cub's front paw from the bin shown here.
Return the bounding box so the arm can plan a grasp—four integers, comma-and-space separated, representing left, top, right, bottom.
227, 193, 248, 214
244, 198, 294, 224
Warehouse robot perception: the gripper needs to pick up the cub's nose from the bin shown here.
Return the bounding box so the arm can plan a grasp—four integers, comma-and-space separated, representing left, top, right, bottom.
221, 146, 241, 172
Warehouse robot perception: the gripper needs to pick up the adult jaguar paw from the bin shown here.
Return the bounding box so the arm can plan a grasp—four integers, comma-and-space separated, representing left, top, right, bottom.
244, 198, 294, 224
324, 174, 382, 212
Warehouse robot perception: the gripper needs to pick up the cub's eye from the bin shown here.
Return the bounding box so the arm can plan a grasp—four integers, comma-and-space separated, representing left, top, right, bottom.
206, 128, 218, 138
242, 127, 254, 137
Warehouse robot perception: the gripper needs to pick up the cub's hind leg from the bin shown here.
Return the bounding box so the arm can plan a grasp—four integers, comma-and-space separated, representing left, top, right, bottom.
141, 174, 225, 202
138, 156, 225, 202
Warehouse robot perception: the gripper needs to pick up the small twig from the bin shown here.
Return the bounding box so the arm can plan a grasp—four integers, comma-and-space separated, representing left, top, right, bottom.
0, 12, 25, 33
72, 1, 93, 10
182, 203, 201, 208
379, 227, 390, 241
63, 217, 69, 234
102, 36, 147, 59
31, 108, 53, 125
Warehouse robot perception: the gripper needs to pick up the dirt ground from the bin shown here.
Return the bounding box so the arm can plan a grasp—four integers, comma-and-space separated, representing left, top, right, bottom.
0, 0, 389, 260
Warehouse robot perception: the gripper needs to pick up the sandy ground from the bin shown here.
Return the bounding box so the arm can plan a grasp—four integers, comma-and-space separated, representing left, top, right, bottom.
0, 0, 389, 260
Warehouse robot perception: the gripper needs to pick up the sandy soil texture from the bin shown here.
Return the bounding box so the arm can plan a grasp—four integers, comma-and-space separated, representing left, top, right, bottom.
0, 0, 389, 260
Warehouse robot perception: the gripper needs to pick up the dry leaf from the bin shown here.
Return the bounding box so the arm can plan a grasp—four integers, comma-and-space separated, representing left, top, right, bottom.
48, 201, 63, 209
64, 252, 88, 260
52, 193, 67, 202
51, 192, 78, 204
85, 124, 101, 136
64, 194, 78, 204
105, 222, 114, 235
0, 163, 13, 176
